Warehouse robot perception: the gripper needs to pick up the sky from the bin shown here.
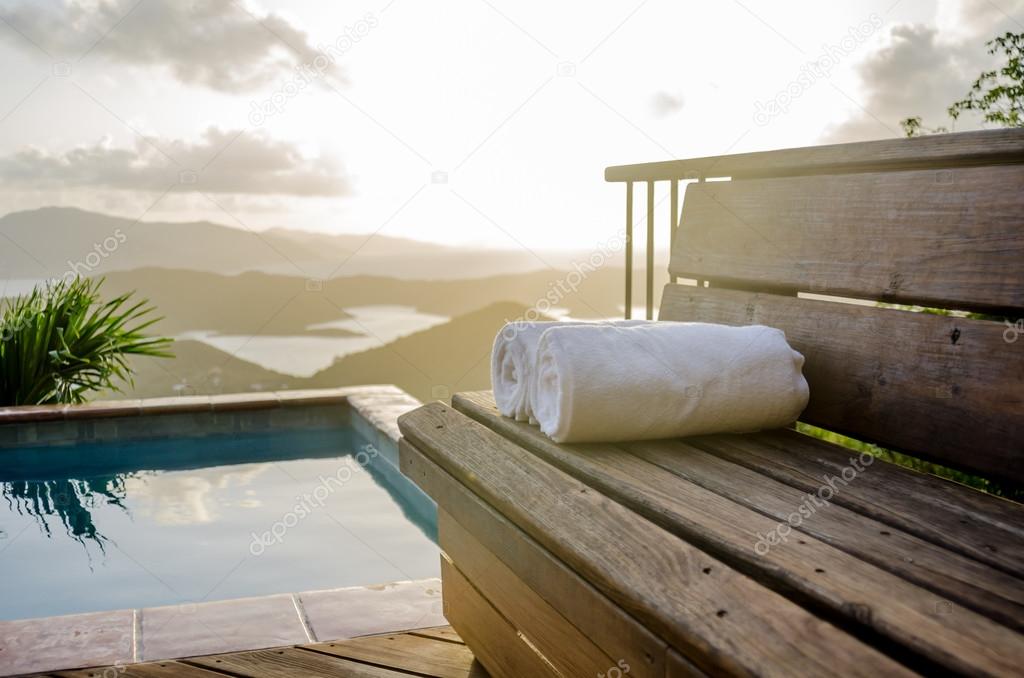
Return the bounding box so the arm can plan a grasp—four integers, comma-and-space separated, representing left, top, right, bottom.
0, 0, 1020, 251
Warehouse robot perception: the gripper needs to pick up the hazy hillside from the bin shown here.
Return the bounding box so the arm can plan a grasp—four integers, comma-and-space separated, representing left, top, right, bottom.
1, 207, 624, 281
91, 265, 666, 338
96, 269, 359, 337
304, 301, 543, 402
116, 339, 295, 398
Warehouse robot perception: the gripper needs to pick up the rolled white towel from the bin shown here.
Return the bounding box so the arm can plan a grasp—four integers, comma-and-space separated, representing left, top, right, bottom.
533, 322, 809, 443
491, 320, 649, 422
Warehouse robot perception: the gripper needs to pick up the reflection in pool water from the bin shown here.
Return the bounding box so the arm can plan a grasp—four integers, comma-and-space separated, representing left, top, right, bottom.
0, 428, 438, 621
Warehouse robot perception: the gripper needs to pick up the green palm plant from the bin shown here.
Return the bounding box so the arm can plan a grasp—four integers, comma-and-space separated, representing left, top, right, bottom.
0, 277, 172, 406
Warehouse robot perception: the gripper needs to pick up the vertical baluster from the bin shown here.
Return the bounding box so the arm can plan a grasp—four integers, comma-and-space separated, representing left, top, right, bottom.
646, 181, 655, 320
625, 181, 633, 320
669, 180, 679, 284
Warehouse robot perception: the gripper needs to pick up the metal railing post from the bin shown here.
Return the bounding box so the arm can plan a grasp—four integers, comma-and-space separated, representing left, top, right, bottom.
625, 181, 633, 320
646, 181, 655, 320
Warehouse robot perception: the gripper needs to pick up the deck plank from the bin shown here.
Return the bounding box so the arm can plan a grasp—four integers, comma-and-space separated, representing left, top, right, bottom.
399, 401, 913, 677
449, 392, 1024, 675
184, 646, 414, 677
305, 629, 480, 678
31, 627, 480, 678
51, 662, 232, 677
408, 627, 465, 644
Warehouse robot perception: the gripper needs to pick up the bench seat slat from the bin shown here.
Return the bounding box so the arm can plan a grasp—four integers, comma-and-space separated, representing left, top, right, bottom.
670, 165, 1024, 313
659, 284, 1024, 484
690, 429, 1024, 577
454, 393, 1024, 629
451, 392, 1024, 674
398, 403, 912, 677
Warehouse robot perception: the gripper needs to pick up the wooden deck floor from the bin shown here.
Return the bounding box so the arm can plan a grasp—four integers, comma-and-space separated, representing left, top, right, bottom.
26, 626, 487, 678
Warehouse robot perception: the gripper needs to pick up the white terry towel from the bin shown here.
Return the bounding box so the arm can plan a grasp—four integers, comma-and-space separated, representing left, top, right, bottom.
491, 320, 650, 423
532, 322, 809, 443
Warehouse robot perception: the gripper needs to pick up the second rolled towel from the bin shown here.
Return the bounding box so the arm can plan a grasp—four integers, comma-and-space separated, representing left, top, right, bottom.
532, 322, 809, 443
491, 319, 650, 423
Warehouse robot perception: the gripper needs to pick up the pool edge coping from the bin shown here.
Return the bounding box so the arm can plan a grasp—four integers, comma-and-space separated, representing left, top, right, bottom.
0, 385, 411, 424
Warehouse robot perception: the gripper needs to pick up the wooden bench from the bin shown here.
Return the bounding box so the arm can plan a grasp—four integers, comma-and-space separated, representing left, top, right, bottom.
398, 129, 1024, 676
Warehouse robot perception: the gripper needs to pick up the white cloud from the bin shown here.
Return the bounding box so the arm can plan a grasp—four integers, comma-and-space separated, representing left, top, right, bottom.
2, 0, 334, 92
0, 127, 350, 196
824, 0, 1024, 142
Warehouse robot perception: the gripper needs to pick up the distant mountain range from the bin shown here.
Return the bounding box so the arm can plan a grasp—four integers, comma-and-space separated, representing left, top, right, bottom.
0, 207, 636, 280
89, 266, 659, 337
3, 206, 670, 405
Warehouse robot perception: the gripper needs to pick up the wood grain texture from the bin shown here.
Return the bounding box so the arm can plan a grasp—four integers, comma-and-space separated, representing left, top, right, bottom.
399, 403, 913, 677
452, 392, 1024, 675
692, 428, 1024, 577
440, 508, 620, 677
659, 284, 1024, 484
441, 557, 559, 678
409, 626, 466, 644
667, 648, 709, 678
669, 165, 1024, 312
399, 439, 668, 678
457, 391, 1024, 628
185, 646, 412, 677
52, 663, 231, 677
605, 127, 1024, 181
624, 437, 1024, 631
305, 630, 479, 678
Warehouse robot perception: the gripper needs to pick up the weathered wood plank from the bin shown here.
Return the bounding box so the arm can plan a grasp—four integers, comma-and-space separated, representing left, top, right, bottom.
628, 438, 1024, 630
692, 428, 1024, 577
441, 557, 559, 678
605, 128, 1024, 181
408, 626, 466, 644
452, 392, 1024, 675
185, 646, 412, 677
659, 284, 1024, 484
458, 390, 1024, 629
305, 629, 478, 678
399, 439, 668, 678
667, 648, 709, 678
52, 662, 231, 677
399, 403, 914, 677
440, 508, 620, 677
669, 165, 1024, 312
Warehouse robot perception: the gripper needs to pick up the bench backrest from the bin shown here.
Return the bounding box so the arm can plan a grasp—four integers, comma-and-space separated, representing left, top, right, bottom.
606, 129, 1024, 485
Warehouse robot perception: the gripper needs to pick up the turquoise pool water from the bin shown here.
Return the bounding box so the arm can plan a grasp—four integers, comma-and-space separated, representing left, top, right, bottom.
0, 427, 439, 621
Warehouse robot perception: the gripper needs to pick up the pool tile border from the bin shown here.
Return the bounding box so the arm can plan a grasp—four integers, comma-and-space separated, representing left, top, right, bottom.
0, 579, 445, 676
0, 385, 407, 425
0, 385, 414, 449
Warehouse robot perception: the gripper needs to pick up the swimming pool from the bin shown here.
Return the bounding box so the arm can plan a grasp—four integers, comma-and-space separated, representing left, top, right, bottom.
0, 392, 439, 622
